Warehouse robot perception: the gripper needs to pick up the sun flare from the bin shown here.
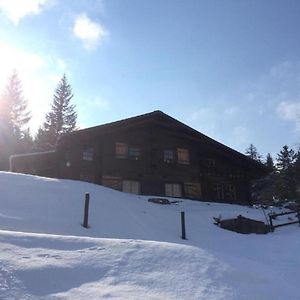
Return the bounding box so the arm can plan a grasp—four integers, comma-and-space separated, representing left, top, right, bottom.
0, 41, 66, 133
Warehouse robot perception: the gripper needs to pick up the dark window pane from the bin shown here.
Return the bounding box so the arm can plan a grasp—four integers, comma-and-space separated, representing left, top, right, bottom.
128, 146, 141, 160
164, 149, 174, 163
83, 147, 93, 161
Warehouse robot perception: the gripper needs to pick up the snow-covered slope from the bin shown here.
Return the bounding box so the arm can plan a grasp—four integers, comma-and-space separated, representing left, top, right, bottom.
0, 172, 299, 299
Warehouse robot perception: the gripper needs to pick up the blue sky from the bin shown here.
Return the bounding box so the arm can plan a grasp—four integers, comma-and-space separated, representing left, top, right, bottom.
0, 0, 299, 159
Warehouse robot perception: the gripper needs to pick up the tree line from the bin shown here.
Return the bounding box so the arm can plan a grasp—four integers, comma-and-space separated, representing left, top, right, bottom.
245, 144, 300, 201
0, 71, 77, 170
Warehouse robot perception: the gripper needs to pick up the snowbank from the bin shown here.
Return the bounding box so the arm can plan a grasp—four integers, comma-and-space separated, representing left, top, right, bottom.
0, 172, 299, 299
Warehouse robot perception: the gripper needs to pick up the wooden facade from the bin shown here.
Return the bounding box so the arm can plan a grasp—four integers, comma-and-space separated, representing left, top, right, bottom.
10, 151, 58, 178
10, 111, 267, 204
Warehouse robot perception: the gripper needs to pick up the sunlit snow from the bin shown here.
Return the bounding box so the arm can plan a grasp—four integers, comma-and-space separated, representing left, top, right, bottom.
0, 172, 299, 299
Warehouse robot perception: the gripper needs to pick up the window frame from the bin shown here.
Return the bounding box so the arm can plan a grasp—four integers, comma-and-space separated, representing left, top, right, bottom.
128, 145, 141, 160
82, 147, 94, 161
225, 184, 236, 201
206, 158, 216, 167
122, 180, 141, 194
115, 142, 128, 159
184, 182, 202, 198
215, 183, 225, 199
165, 183, 182, 197
163, 149, 174, 163
115, 142, 141, 160
177, 148, 190, 165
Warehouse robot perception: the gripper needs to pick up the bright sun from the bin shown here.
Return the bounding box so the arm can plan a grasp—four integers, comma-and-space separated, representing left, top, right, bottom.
0, 41, 63, 134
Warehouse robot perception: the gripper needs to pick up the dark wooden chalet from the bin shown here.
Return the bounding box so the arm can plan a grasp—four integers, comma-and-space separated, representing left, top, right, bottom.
10, 111, 267, 204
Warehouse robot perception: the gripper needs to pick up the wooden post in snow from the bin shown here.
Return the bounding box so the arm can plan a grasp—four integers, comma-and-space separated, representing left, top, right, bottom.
269, 214, 274, 232
181, 211, 186, 240
83, 193, 90, 228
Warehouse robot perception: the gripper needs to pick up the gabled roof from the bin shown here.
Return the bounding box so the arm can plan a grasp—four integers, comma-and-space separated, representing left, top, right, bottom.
66, 110, 165, 135
61, 110, 267, 170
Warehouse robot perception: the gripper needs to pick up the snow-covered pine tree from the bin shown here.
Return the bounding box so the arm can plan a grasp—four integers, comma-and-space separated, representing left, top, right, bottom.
36, 74, 77, 150
245, 144, 262, 162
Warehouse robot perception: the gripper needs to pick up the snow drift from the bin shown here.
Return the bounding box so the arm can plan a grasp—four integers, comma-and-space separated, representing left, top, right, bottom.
0, 172, 299, 299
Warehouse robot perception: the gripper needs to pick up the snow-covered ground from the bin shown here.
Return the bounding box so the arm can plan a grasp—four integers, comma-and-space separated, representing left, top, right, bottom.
0, 172, 299, 299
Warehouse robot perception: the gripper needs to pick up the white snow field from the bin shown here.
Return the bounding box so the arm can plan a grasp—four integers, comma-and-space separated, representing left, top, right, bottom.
0, 172, 299, 299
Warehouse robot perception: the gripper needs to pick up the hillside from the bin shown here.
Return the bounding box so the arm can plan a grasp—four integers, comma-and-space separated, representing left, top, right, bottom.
0, 171, 299, 299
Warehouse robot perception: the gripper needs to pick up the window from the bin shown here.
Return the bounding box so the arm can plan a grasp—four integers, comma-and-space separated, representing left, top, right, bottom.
214, 183, 224, 199
165, 183, 182, 197
116, 143, 128, 158
128, 146, 141, 160
116, 143, 141, 159
102, 176, 121, 190
227, 168, 233, 179
177, 148, 189, 165
164, 150, 174, 163
214, 183, 236, 200
83, 147, 93, 161
225, 184, 236, 201
205, 158, 216, 176
236, 169, 243, 179
184, 182, 202, 198
122, 180, 140, 194
206, 158, 215, 167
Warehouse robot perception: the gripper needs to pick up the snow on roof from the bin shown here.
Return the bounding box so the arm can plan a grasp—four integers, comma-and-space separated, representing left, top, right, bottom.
10, 150, 56, 158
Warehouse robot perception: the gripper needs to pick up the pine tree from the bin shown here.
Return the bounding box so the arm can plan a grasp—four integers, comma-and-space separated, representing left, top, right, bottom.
293, 150, 300, 178
34, 127, 52, 151
36, 74, 77, 150
2, 70, 31, 139
265, 153, 275, 172
245, 144, 262, 162
276, 145, 295, 172
275, 145, 296, 199
291, 150, 300, 199
19, 129, 34, 153
0, 71, 31, 169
